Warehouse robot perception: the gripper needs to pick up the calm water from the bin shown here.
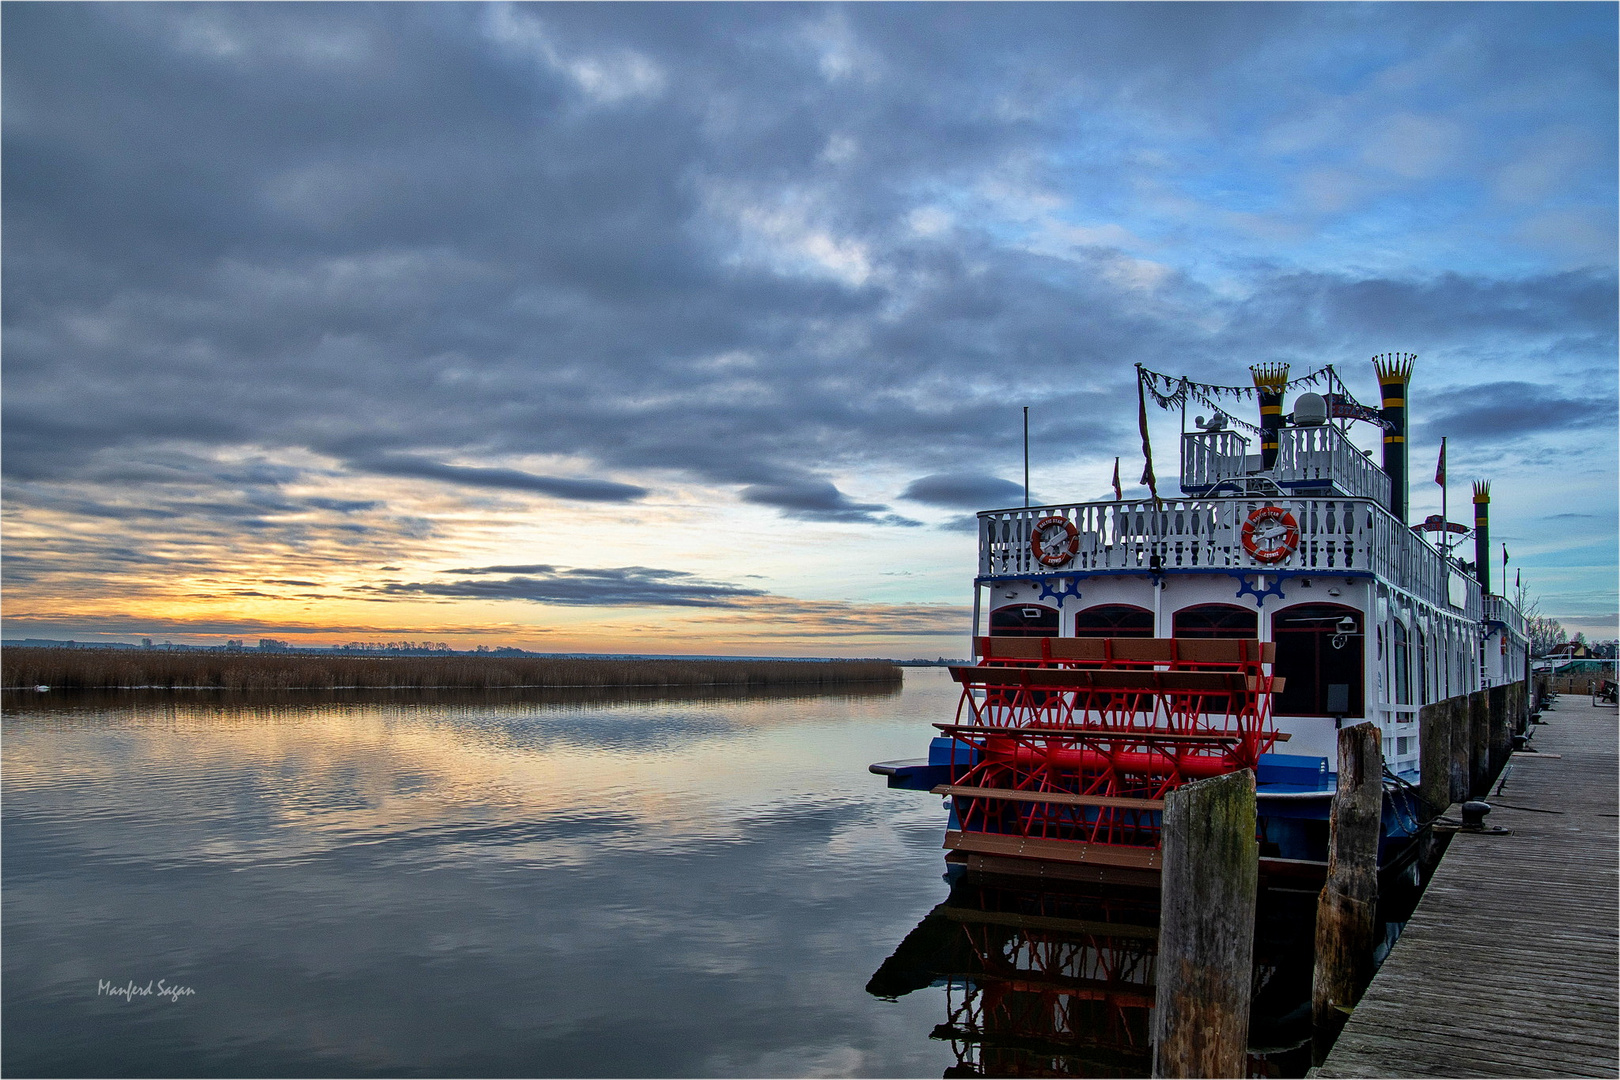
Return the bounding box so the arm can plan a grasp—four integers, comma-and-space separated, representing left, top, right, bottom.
4, 670, 1343, 1078
3, 672, 964, 1077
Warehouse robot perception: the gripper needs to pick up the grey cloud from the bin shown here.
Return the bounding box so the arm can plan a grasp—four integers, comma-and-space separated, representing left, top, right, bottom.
1414, 382, 1613, 442
740, 480, 882, 513
939, 513, 986, 534
361, 566, 767, 608
306, 498, 381, 513
900, 472, 1028, 510
349, 455, 647, 503
1, 3, 1613, 603
1229, 269, 1618, 348
739, 479, 922, 526
5, 3, 1612, 500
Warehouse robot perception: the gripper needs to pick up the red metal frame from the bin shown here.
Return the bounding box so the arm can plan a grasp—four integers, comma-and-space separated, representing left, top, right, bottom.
943, 637, 1280, 858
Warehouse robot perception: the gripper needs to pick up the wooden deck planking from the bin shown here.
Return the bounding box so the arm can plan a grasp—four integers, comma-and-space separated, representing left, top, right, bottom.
1312, 697, 1619, 1078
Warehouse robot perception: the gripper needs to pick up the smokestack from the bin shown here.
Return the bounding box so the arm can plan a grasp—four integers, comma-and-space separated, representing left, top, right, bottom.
1473, 481, 1491, 595
1249, 362, 1290, 470
1373, 353, 1415, 522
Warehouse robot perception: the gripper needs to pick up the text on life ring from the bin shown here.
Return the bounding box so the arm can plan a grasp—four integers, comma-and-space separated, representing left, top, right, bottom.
1241, 505, 1299, 564
1031, 516, 1080, 567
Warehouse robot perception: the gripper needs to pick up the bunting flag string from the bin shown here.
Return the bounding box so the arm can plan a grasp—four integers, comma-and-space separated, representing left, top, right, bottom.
1186, 385, 1263, 435
1131, 362, 1391, 506
1137, 362, 1339, 401
1141, 376, 1189, 411
1135, 363, 1389, 430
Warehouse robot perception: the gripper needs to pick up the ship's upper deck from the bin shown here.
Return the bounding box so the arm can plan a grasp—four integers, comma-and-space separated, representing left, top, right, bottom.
977, 395, 1534, 631
1180, 425, 1390, 503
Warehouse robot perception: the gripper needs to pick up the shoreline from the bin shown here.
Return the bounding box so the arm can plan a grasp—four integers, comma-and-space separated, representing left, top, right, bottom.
1, 647, 904, 693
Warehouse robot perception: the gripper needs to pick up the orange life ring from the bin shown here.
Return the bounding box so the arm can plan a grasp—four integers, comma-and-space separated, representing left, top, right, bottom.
1241, 505, 1299, 564
1031, 515, 1080, 567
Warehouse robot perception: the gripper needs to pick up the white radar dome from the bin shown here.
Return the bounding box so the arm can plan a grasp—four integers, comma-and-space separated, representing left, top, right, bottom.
1292, 392, 1328, 426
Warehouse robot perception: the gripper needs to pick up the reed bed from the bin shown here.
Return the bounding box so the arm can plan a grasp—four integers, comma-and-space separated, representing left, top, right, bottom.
1, 648, 902, 692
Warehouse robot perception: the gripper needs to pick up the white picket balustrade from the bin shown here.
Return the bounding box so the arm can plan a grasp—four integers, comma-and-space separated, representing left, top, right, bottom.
980, 495, 1480, 616
1180, 426, 1390, 505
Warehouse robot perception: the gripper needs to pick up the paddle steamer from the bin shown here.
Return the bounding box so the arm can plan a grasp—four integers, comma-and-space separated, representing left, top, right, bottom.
874, 355, 1530, 884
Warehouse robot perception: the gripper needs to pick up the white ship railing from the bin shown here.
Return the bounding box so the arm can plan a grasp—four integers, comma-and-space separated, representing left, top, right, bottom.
979, 496, 1481, 617
1180, 431, 1252, 489
1483, 594, 1527, 638
1181, 426, 1391, 505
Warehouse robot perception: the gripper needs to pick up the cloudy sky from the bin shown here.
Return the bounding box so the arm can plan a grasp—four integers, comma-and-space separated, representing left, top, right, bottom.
4, 2, 1615, 655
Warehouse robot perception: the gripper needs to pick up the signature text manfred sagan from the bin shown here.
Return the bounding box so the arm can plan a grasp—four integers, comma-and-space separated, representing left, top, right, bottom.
98, 979, 195, 1002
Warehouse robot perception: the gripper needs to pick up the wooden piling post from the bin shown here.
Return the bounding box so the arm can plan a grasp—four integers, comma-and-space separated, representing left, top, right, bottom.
1448, 696, 1470, 805
1152, 769, 1258, 1080
1470, 690, 1490, 796
1418, 701, 1449, 816
1488, 684, 1511, 779
1312, 721, 1382, 1064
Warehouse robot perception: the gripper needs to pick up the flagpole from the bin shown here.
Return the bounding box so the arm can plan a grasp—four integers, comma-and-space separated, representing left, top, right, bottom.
1023, 406, 1029, 508
1440, 437, 1447, 557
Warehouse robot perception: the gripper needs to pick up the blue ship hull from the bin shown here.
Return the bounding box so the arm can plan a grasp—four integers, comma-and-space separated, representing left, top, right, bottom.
872, 738, 1425, 877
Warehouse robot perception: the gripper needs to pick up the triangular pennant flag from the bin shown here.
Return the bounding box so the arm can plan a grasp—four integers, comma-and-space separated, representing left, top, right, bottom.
1112, 457, 1122, 501
1435, 438, 1446, 486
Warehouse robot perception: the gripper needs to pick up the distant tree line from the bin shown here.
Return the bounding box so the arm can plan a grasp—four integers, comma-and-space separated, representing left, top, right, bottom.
1524, 614, 1616, 660
0, 647, 902, 691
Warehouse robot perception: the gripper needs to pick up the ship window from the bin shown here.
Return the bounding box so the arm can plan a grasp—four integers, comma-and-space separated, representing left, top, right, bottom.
989, 604, 1058, 637
1272, 604, 1364, 718
1443, 630, 1452, 698
1393, 619, 1412, 705
1073, 605, 1153, 638
1417, 627, 1429, 703
1172, 604, 1257, 639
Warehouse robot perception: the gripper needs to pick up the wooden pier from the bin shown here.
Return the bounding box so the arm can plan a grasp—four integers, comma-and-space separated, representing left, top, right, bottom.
1313, 695, 1619, 1078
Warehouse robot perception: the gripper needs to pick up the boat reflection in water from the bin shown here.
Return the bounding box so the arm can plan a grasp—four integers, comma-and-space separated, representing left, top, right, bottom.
869, 871, 1325, 1078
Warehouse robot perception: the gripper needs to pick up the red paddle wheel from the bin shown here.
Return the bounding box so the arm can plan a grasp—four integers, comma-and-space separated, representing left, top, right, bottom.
936, 636, 1284, 875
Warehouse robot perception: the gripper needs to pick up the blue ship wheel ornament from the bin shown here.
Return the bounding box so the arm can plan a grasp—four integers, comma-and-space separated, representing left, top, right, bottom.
1037, 577, 1082, 603
1232, 573, 1287, 608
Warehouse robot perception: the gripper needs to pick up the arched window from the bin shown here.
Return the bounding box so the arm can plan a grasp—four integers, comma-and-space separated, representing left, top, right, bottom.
1272, 603, 1364, 718
1442, 626, 1452, 698
1393, 619, 1412, 705
1417, 626, 1429, 705
989, 604, 1059, 637
1172, 604, 1258, 639
1074, 605, 1154, 638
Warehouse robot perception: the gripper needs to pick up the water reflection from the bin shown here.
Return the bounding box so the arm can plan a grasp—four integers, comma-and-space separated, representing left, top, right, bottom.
4, 673, 959, 1077
869, 872, 1323, 1078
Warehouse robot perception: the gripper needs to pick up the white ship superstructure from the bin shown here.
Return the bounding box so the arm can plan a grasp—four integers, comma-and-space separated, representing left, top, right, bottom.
967, 356, 1529, 776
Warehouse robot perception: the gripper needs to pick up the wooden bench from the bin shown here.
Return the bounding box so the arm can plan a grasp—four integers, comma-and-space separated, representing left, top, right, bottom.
976, 636, 1276, 668
950, 665, 1284, 695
